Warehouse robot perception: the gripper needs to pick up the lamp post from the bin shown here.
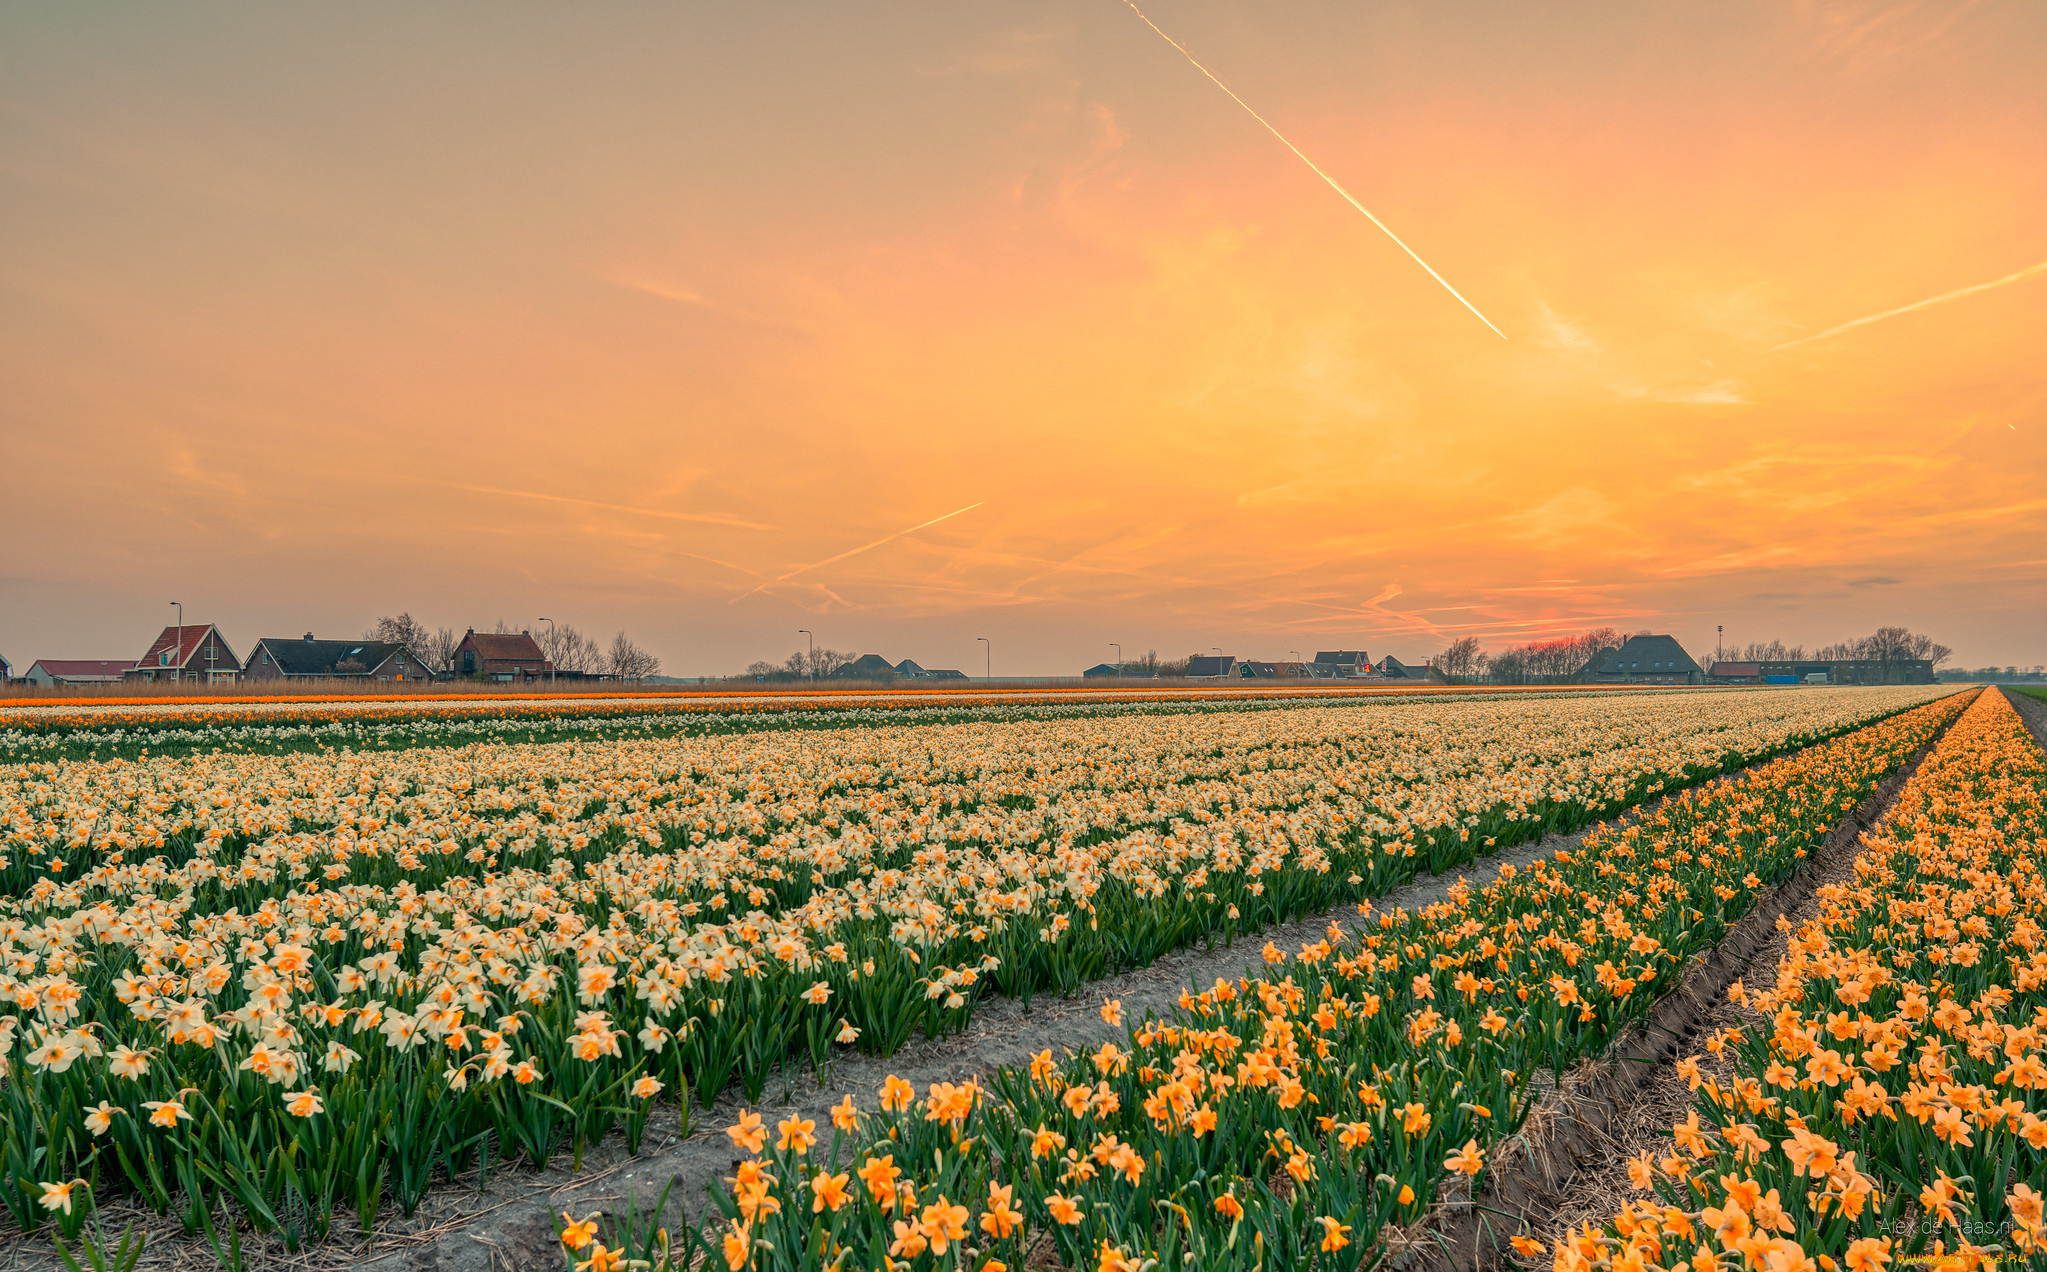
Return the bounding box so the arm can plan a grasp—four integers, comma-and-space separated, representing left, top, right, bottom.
977, 637, 990, 681
1212, 646, 1223, 681
1110, 643, 1121, 678
798, 630, 813, 683
170, 601, 182, 685
539, 618, 556, 684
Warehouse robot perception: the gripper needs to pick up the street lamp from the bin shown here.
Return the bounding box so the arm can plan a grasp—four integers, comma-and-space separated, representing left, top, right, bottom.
170, 601, 182, 685
539, 618, 556, 684
977, 637, 990, 681
1110, 643, 1121, 678
798, 630, 813, 683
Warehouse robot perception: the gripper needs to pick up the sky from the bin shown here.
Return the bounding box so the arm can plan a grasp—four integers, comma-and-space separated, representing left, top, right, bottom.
2, 1, 2043, 676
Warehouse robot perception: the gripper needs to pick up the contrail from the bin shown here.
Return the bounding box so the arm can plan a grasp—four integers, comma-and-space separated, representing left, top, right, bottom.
730, 502, 986, 602
1772, 259, 2047, 351
1119, 0, 1505, 340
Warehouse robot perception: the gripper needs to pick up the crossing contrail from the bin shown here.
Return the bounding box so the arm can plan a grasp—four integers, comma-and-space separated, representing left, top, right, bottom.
1119, 0, 1505, 339
730, 502, 986, 602
1772, 259, 2047, 351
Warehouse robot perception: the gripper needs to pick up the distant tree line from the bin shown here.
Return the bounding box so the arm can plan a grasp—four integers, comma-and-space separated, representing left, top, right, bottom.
1434, 624, 1952, 684
364, 612, 661, 681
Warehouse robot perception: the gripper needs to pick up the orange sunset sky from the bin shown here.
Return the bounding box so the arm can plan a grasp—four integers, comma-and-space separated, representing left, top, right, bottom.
2, 1, 2043, 675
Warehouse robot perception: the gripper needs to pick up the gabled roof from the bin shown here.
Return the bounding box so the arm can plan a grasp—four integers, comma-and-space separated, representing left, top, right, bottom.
457, 630, 548, 661
894, 659, 927, 676
138, 624, 237, 670
252, 637, 409, 676
832, 653, 897, 677
1185, 655, 1236, 677
1082, 663, 1120, 676
1313, 650, 1368, 665
30, 659, 134, 679
1597, 634, 1701, 675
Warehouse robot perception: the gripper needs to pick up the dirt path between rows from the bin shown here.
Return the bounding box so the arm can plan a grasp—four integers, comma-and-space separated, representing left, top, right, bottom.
0, 726, 1943, 1272
2003, 686, 2047, 753
1414, 696, 1971, 1268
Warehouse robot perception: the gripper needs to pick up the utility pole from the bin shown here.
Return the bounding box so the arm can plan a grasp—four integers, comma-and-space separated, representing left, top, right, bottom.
977, 636, 990, 681
540, 618, 556, 684
798, 630, 813, 683
170, 601, 182, 685
1110, 643, 1121, 677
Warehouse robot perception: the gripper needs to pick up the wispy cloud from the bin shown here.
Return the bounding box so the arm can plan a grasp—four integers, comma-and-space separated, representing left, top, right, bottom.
441, 483, 772, 530
1772, 259, 2047, 351
731, 502, 987, 603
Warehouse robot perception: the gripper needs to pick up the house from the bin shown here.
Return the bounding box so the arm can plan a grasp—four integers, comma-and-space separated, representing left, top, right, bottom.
1239, 661, 1313, 678
1185, 655, 1236, 679
830, 654, 899, 680
126, 624, 241, 682
922, 668, 969, 680
1708, 662, 1763, 684
24, 659, 136, 686
1312, 651, 1371, 678
243, 634, 435, 682
1378, 655, 1435, 682
0, 653, 10, 683
1082, 663, 1122, 678
451, 629, 553, 682
894, 659, 929, 678
1588, 635, 1704, 685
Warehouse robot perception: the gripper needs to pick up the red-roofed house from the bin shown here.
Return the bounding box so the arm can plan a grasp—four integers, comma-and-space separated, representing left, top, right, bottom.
126, 625, 241, 683
24, 659, 137, 686
452, 628, 553, 682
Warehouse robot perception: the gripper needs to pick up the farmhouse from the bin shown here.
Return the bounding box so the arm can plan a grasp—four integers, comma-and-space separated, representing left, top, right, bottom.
831, 654, 899, 680
452, 629, 553, 681
126, 624, 241, 682
1184, 654, 1236, 679
1587, 634, 1703, 685
23, 659, 136, 686
244, 634, 435, 682
1378, 655, 1438, 682
1311, 650, 1371, 678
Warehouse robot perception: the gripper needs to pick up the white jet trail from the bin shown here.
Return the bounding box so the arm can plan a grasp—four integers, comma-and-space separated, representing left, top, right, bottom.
1772, 259, 2047, 351
730, 502, 987, 602
1120, 0, 1505, 340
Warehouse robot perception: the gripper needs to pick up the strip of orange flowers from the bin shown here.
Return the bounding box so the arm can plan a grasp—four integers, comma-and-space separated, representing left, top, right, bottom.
587, 693, 1969, 1272
1559, 689, 2046, 1272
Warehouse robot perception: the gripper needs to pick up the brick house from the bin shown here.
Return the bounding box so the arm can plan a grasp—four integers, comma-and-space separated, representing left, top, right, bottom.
126, 624, 241, 682
244, 634, 435, 682
451, 629, 553, 681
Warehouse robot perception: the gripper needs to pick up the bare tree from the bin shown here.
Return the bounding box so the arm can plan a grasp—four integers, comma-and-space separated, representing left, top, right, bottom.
366, 613, 432, 659
1435, 637, 1485, 678
538, 623, 604, 674
426, 626, 462, 672
783, 647, 854, 680
606, 631, 662, 682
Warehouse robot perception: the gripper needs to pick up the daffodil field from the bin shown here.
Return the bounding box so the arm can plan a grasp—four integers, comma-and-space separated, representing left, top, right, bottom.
664, 691, 1969, 1272
1562, 687, 2047, 1271
0, 685, 1973, 1266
